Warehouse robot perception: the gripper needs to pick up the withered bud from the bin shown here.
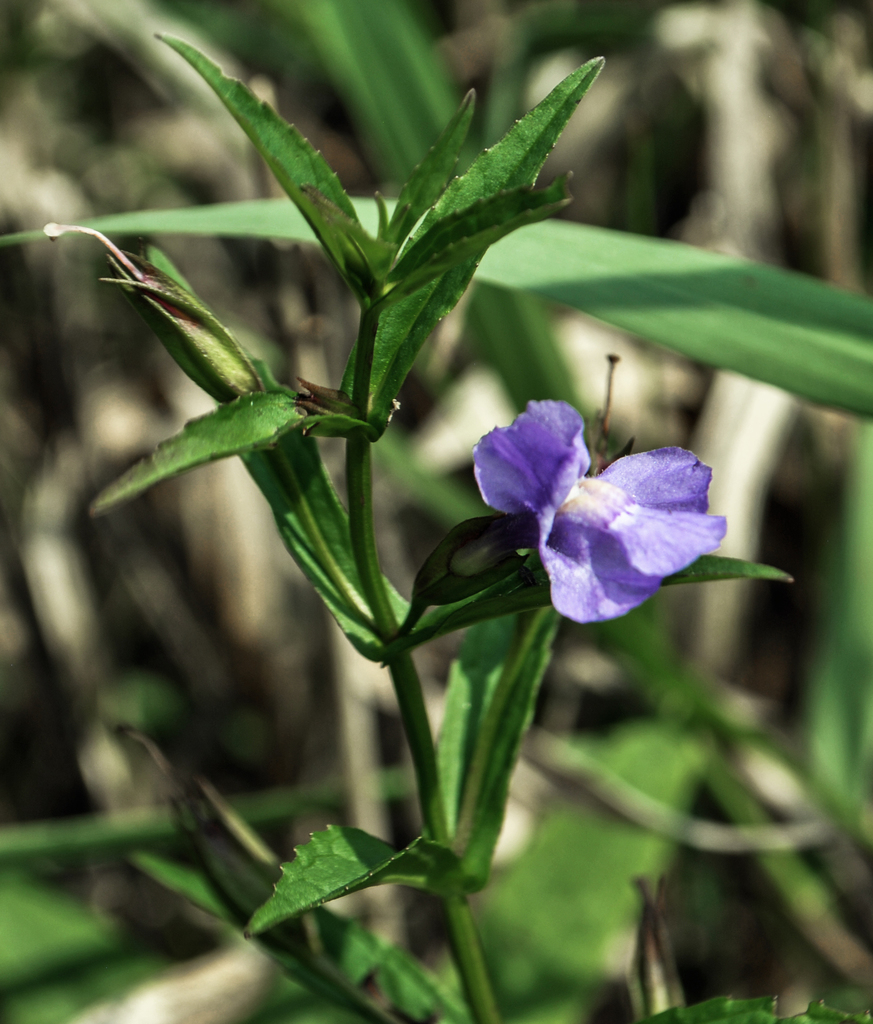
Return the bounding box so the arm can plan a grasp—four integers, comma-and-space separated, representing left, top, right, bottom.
45, 224, 263, 403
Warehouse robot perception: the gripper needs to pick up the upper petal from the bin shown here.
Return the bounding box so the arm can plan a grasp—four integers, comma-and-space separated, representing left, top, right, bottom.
473, 400, 589, 518
599, 448, 713, 512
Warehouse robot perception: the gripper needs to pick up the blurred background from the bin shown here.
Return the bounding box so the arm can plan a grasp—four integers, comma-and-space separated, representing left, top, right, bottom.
2, 0, 873, 1022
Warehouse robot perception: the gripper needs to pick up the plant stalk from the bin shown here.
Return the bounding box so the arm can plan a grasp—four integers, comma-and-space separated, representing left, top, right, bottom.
345, 301, 504, 1024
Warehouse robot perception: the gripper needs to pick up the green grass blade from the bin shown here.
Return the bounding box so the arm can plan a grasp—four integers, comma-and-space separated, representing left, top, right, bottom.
15, 200, 873, 414
267, 0, 458, 182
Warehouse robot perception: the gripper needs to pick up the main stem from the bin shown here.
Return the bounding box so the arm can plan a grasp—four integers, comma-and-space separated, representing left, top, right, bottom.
345, 304, 503, 1024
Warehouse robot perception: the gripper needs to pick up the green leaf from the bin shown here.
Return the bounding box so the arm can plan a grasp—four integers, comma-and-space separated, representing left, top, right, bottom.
426, 60, 603, 223
383, 572, 553, 660
476, 218, 873, 417
662, 554, 793, 585
243, 432, 399, 660
636, 993, 873, 1024
312, 910, 471, 1024
380, 178, 571, 308
160, 35, 393, 299
638, 997, 777, 1024
132, 852, 230, 920
362, 60, 602, 431
438, 618, 517, 834
806, 421, 873, 814
91, 392, 301, 515
456, 609, 559, 886
248, 826, 469, 935
387, 90, 476, 245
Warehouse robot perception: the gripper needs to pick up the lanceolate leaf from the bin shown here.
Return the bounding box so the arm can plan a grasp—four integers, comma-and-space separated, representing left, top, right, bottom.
161, 35, 393, 299
387, 90, 476, 246
248, 826, 469, 935
244, 432, 390, 659
361, 60, 604, 431
91, 392, 301, 515
455, 610, 559, 886
380, 178, 571, 308
438, 618, 517, 834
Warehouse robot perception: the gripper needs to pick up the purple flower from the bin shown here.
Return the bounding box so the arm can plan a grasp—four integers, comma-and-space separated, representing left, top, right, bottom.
473, 400, 727, 622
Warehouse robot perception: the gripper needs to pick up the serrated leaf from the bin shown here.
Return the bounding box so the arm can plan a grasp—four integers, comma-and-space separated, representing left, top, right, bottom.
91, 392, 301, 515
360, 60, 602, 431
662, 554, 793, 585
635, 997, 782, 1024
386, 90, 475, 245
248, 826, 468, 935
161, 35, 388, 299
379, 178, 571, 308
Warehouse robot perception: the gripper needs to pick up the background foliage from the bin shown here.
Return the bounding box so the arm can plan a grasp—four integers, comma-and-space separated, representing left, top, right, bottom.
2, 1, 873, 1023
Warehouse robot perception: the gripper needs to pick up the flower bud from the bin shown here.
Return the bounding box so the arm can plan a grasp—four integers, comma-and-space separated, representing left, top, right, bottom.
45, 224, 263, 402
411, 514, 527, 610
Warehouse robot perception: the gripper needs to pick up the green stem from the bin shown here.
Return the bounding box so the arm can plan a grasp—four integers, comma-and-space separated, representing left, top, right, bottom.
443, 896, 504, 1024
387, 652, 449, 844
344, 301, 503, 1024
388, 653, 503, 1024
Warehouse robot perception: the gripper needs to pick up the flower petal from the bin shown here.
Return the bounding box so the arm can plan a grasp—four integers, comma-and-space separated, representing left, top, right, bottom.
473, 400, 589, 518
611, 505, 727, 577
542, 520, 660, 621
599, 448, 713, 512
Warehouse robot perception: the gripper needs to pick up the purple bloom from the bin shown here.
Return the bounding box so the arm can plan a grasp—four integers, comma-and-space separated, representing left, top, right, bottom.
473, 400, 727, 622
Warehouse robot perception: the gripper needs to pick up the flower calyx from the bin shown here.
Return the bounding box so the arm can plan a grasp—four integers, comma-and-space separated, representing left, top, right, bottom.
409, 514, 527, 619
45, 224, 263, 403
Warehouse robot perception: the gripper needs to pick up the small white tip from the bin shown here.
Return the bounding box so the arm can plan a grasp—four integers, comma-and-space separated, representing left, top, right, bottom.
41, 223, 144, 280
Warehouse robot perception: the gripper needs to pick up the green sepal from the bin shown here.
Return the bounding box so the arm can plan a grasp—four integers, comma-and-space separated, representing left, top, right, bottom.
161, 35, 394, 301
386, 89, 476, 246
91, 392, 302, 516
379, 177, 571, 309
297, 413, 380, 439
662, 554, 793, 585
248, 826, 471, 935
103, 253, 263, 402
406, 515, 525, 628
